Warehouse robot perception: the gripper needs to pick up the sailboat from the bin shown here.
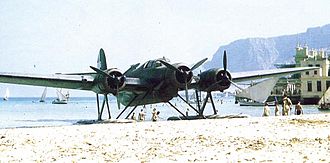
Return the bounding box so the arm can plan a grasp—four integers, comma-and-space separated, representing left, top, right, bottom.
318, 87, 330, 110
236, 77, 279, 106
3, 88, 9, 101
39, 87, 47, 102
52, 89, 69, 104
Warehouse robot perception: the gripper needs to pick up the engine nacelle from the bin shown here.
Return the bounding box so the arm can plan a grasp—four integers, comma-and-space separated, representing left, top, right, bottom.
93, 68, 126, 95
167, 64, 193, 89
198, 68, 232, 92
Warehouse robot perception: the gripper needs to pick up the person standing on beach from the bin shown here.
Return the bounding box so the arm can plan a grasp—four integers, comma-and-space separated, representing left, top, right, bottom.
152, 108, 158, 122
295, 101, 303, 115
274, 101, 280, 116
138, 109, 145, 121
262, 103, 270, 117
282, 94, 292, 116
186, 108, 189, 116
131, 112, 136, 120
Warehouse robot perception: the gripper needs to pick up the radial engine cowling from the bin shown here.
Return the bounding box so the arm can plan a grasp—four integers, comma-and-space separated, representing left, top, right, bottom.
93, 68, 126, 95
198, 68, 232, 92
168, 64, 193, 88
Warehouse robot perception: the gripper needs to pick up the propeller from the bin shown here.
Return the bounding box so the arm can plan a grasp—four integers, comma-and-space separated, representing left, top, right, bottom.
222, 50, 243, 91
203, 50, 236, 92
159, 58, 208, 102
220, 50, 243, 91
90, 66, 125, 108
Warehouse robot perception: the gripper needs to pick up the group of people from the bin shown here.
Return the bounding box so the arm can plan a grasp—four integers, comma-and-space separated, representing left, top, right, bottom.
130, 108, 160, 122
263, 94, 304, 117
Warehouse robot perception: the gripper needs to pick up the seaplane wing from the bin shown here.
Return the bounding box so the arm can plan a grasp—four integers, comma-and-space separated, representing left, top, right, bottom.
231, 67, 317, 83
0, 72, 94, 90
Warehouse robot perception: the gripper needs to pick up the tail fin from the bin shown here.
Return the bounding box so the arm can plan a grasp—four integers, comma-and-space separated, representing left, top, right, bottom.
97, 48, 108, 70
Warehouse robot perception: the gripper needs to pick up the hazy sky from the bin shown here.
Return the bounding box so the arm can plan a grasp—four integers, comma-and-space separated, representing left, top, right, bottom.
1, 0, 330, 97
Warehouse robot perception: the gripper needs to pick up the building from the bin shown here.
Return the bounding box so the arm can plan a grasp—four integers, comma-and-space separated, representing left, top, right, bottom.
297, 44, 329, 104
270, 44, 328, 104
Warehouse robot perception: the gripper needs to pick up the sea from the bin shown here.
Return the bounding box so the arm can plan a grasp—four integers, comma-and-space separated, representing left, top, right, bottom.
0, 96, 327, 129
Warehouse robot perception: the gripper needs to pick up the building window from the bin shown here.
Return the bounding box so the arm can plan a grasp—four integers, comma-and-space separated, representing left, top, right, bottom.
307, 81, 312, 92
314, 70, 318, 75
327, 81, 330, 90
308, 64, 313, 67
306, 71, 309, 75
317, 81, 322, 92
316, 64, 320, 67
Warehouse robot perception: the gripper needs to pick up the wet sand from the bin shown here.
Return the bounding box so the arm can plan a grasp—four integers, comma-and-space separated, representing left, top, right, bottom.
0, 114, 330, 162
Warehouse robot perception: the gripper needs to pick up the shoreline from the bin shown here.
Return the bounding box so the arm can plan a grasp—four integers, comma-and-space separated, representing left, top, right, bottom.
0, 114, 330, 162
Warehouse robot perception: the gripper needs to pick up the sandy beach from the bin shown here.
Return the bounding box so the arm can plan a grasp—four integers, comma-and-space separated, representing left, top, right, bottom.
0, 114, 330, 162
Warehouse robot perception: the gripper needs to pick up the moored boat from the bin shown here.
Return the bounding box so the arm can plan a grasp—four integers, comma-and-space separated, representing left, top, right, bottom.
238, 99, 275, 106
52, 89, 69, 104
3, 88, 9, 101
39, 87, 47, 102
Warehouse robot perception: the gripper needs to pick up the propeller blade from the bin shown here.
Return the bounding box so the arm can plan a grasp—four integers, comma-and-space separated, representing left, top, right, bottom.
191, 58, 208, 71
90, 66, 111, 78
158, 60, 181, 72
223, 50, 227, 72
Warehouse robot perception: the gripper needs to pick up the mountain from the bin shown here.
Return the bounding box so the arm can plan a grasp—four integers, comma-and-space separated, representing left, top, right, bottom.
204, 24, 330, 72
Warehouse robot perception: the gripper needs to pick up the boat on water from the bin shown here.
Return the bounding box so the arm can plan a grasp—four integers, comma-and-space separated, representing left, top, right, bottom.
52, 89, 69, 104
3, 88, 9, 101
238, 98, 275, 106
39, 87, 47, 102
318, 88, 330, 110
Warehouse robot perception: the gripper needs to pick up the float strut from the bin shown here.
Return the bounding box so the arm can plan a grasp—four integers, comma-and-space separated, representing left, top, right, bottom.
125, 91, 150, 119
104, 94, 111, 119
168, 101, 188, 120
208, 92, 217, 115
116, 95, 138, 119
195, 90, 201, 113
99, 95, 107, 120
199, 92, 210, 116
96, 94, 102, 121
177, 94, 199, 114
125, 105, 139, 119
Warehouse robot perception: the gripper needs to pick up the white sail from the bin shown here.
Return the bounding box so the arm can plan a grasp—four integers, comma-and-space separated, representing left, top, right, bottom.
236, 77, 279, 103
318, 87, 330, 105
39, 87, 47, 102
3, 88, 9, 101
52, 89, 69, 104
56, 89, 67, 101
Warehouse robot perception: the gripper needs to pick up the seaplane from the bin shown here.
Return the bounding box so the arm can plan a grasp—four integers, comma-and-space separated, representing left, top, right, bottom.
0, 49, 317, 120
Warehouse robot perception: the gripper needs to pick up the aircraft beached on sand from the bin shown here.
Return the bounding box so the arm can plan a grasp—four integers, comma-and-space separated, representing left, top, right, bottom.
0, 49, 317, 120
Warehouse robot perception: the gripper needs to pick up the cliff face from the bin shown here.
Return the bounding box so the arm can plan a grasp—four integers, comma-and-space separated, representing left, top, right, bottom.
204, 24, 330, 72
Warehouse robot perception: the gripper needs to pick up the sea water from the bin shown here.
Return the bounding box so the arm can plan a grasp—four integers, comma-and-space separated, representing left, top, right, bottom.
0, 96, 325, 129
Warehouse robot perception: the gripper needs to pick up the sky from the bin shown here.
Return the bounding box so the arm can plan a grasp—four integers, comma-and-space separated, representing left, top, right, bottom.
0, 0, 330, 97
